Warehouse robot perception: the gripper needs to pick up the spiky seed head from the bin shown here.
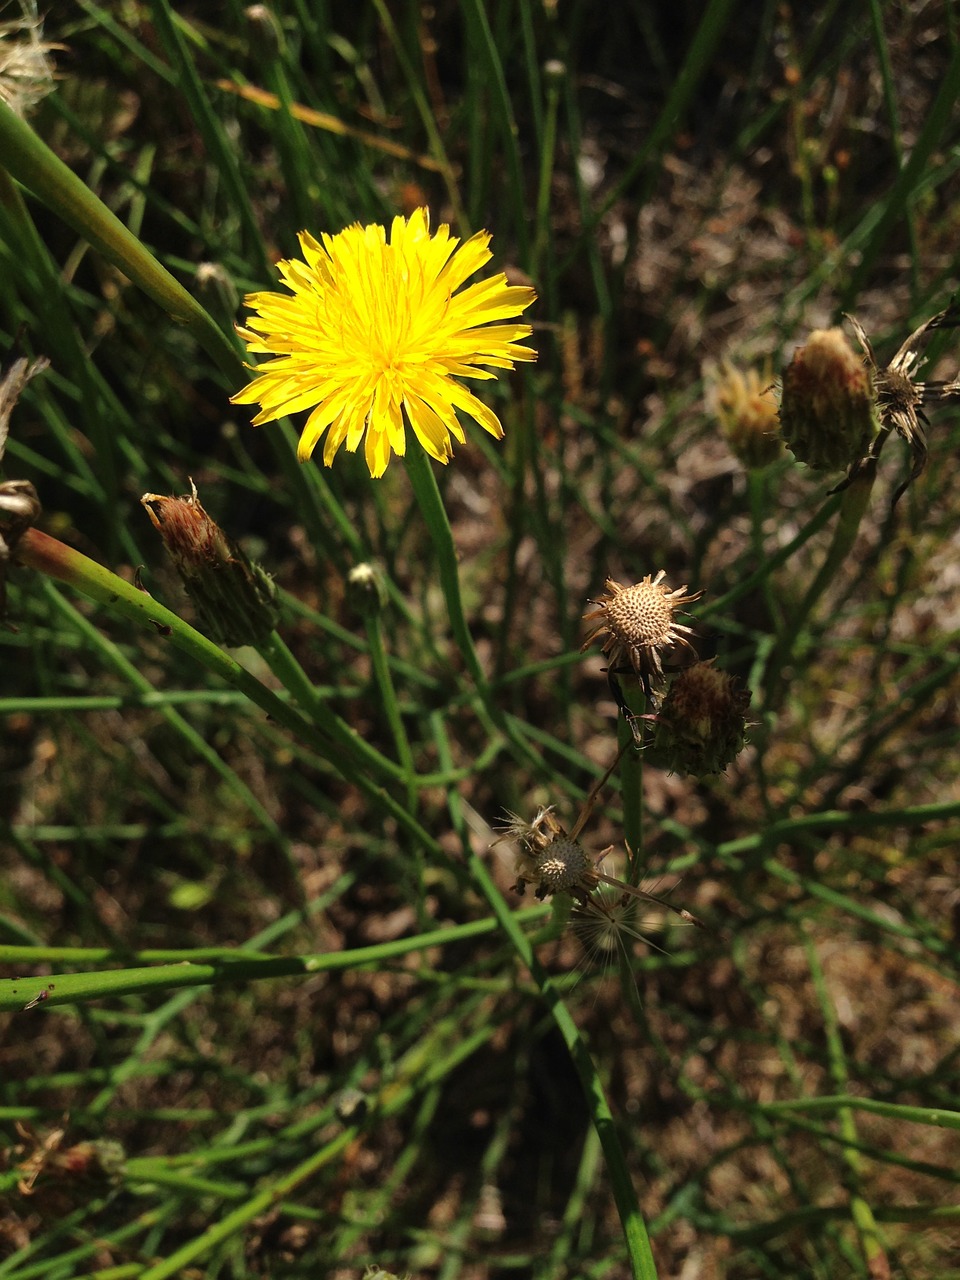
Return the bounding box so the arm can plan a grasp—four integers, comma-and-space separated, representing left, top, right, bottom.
533, 836, 594, 897
581, 571, 701, 693
779, 327, 880, 471
709, 361, 783, 469
652, 660, 751, 776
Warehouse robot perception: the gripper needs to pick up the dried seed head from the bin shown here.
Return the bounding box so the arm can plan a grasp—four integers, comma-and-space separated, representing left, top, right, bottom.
843, 302, 960, 502
534, 836, 594, 896
651, 660, 751, 776
581, 571, 701, 695
141, 483, 278, 647
0, 1, 57, 119
498, 810, 601, 903
709, 361, 783, 469
779, 327, 880, 471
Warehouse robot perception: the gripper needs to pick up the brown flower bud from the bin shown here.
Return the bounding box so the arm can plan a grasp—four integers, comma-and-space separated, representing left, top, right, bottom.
141, 483, 278, 647
779, 328, 879, 471
651, 661, 750, 776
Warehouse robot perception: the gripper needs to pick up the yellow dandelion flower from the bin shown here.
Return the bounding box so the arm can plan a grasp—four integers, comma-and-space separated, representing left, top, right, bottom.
231, 207, 537, 477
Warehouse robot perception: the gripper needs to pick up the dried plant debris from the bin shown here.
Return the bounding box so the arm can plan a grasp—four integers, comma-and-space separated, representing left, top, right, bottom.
0, 351, 46, 621
842, 300, 960, 503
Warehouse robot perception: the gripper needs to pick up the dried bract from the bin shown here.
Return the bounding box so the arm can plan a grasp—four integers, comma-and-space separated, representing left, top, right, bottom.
141, 482, 278, 647
0, 352, 46, 621
844, 302, 960, 503
651, 660, 751, 776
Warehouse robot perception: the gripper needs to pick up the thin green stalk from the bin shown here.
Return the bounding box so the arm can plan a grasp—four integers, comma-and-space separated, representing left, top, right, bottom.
756, 1096, 960, 1131
595, 0, 738, 218
844, 38, 960, 304
17, 529, 492, 869
0, 910, 548, 1012
700, 490, 844, 623
85, 882, 355, 1116
134, 1018, 498, 1280
530, 63, 562, 288
147, 0, 270, 275
0, 100, 241, 382
763, 465, 876, 707
41, 579, 287, 849
460, 0, 529, 259
257, 628, 408, 785
369, 0, 465, 232
403, 444, 488, 690
365, 611, 418, 810
618, 687, 645, 884
805, 934, 889, 1275
431, 714, 658, 1280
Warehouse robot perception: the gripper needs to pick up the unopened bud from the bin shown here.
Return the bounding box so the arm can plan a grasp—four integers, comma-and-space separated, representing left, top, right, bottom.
347, 561, 387, 619
709, 361, 782, 469
779, 328, 879, 471
651, 661, 750, 776
141, 483, 278, 647
194, 262, 239, 323
245, 4, 282, 54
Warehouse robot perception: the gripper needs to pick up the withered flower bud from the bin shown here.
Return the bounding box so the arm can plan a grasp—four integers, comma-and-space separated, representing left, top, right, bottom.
779, 328, 879, 471
141, 483, 278, 647
651, 661, 750, 776
709, 361, 783, 469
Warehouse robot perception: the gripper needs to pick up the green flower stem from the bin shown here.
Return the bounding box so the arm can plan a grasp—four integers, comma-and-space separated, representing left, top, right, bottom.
0, 910, 549, 1012
618, 686, 646, 884
470, 856, 656, 1278
403, 444, 544, 774
699, 490, 843, 623
0, 99, 242, 383
41, 579, 287, 848
756, 1096, 960, 1130
806, 934, 889, 1274
148, 0, 271, 279
430, 715, 657, 1280
403, 444, 488, 688
531, 62, 563, 285
370, 0, 465, 232
257, 628, 409, 787
763, 465, 876, 707
17, 531, 497, 878
793, 465, 877, 622
15, 530, 336, 757
18, 527, 408, 789
365, 612, 418, 809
